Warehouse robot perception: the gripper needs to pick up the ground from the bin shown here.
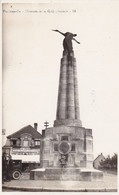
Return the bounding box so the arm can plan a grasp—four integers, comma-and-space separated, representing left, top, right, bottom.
2, 170, 117, 192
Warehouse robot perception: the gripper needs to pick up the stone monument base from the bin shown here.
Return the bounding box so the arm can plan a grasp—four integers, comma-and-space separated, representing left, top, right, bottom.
30, 168, 103, 181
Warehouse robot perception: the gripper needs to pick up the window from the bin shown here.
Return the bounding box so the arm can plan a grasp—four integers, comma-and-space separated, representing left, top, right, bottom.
35, 141, 40, 146
23, 140, 29, 147
13, 140, 17, 146
21, 133, 32, 147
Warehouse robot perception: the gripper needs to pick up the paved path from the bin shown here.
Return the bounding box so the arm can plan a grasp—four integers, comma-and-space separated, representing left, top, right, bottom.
2, 172, 117, 192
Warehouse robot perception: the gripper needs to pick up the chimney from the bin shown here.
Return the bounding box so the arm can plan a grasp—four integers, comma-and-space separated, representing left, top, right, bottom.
34, 123, 38, 131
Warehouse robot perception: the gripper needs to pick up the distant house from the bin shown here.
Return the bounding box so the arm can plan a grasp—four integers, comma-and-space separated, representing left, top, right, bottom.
2, 123, 42, 171
93, 153, 105, 169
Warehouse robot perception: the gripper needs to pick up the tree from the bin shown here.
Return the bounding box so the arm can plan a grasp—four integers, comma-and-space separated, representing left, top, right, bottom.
99, 153, 117, 170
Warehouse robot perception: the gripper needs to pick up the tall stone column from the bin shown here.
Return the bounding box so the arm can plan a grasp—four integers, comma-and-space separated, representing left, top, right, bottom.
67, 56, 75, 119
73, 58, 80, 119
56, 53, 68, 119
54, 51, 82, 127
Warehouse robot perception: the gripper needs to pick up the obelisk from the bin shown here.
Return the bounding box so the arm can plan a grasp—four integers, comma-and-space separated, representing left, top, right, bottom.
54, 50, 82, 127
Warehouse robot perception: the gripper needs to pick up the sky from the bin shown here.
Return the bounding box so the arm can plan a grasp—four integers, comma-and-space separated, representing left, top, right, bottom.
2, 1, 119, 157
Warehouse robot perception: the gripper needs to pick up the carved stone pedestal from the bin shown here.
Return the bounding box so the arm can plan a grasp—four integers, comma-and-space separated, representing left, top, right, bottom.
30, 168, 103, 181
30, 125, 103, 181
30, 51, 103, 181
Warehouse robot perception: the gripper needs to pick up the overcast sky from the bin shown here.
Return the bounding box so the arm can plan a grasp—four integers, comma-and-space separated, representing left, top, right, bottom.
2, 1, 119, 157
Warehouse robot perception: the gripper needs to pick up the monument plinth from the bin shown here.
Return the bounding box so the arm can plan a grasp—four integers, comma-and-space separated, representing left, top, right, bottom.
30, 31, 103, 181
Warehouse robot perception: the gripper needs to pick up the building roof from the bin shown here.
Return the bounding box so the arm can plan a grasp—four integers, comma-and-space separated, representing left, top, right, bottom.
7, 125, 42, 139
94, 153, 105, 162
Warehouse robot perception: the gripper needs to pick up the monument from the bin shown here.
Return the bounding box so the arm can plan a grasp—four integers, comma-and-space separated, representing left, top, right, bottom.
30, 30, 103, 181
